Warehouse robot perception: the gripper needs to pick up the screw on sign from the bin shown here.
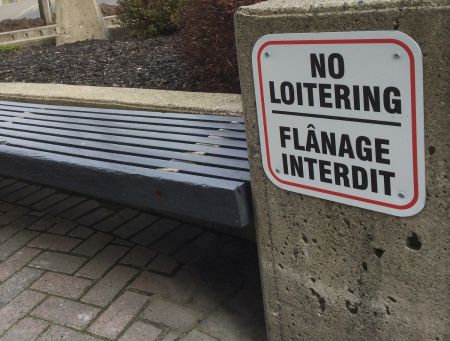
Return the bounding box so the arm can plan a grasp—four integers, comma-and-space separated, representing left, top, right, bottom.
252, 31, 425, 216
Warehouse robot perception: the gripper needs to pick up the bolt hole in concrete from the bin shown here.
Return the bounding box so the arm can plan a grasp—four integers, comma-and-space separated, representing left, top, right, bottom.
429, 146, 436, 155
310, 288, 326, 314
373, 248, 385, 258
385, 305, 391, 315
406, 232, 422, 250
345, 300, 359, 314
393, 19, 400, 30
301, 234, 308, 243
387, 296, 397, 303
362, 261, 368, 271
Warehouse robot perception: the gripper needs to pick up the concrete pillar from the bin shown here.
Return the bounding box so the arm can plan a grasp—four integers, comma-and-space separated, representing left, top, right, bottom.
235, 1, 449, 340
55, 0, 108, 45
38, 0, 53, 25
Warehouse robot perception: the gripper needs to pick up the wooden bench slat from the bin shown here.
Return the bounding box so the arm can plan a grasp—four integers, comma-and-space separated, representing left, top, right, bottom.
0, 127, 249, 159
0, 101, 252, 228
1, 137, 250, 181
0, 112, 245, 140
0, 146, 252, 227
0, 106, 245, 131
0, 118, 248, 149
0, 101, 245, 123
0, 125, 249, 170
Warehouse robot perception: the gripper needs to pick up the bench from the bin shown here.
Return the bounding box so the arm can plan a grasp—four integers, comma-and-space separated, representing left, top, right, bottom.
0, 100, 252, 228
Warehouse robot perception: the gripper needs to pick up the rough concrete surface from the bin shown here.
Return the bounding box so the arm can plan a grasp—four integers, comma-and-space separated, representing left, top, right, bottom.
0, 83, 243, 116
55, 0, 108, 45
235, 0, 449, 340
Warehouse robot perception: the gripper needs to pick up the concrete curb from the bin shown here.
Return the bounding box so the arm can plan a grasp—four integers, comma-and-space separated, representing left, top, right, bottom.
0, 83, 243, 116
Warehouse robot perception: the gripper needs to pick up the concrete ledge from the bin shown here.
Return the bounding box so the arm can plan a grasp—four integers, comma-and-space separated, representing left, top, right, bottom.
0, 83, 243, 116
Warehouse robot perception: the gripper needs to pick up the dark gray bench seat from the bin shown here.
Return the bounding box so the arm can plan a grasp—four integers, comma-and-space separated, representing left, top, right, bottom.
0, 100, 251, 228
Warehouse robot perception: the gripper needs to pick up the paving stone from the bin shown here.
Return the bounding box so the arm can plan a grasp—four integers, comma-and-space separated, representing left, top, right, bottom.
29, 251, 86, 274
0, 246, 41, 281
120, 245, 157, 267
181, 329, 218, 341
27, 210, 46, 217
142, 299, 203, 331
131, 219, 180, 246
31, 272, 92, 299
76, 207, 114, 226
61, 200, 101, 220
8, 214, 41, 230
68, 225, 94, 239
152, 224, 203, 254
174, 232, 220, 263
47, 219, 78, 235
76, 245, 129, 279
186, 283, 234, 313
31, 296, 100, 330
199, 308, 255, 341
0, 267, 43, 306
0, 206, 29, 226
118, 321, 162, 341
0, 202, 15, 214
82, 265, 138, 306
160, 331, 181, 341
32, 193, 68, 211
28, 233, 81, 252
226, 285, 264, 319
112, 237, 134, 246
72, 232, 114, 257
0, 226, 18, 243
95, 208, 138, 232
0, 181, 29, 199
0, 290, 46, 335
36, 325, 102, 341
46, 196, 85, 216
26, 215, 59, 232
0, 316, 48, 341
89, 291, 149, 339
114, 213, 159, 239
2, 184, 41, 203
16, 187, 56, 207
129, 271, 196, 304
147, 254, 179, 275
0, 179, 17, 191
0, 230, 39, 261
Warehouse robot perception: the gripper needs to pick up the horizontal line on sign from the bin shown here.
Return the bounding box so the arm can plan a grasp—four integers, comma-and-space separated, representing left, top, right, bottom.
271, 110, 402, 127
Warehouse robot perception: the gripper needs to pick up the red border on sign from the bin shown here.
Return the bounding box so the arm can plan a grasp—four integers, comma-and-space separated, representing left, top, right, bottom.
256, 38, 419, 210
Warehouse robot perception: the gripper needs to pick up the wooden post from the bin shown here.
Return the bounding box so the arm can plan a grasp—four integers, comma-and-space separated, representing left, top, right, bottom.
38, 0, 53, 25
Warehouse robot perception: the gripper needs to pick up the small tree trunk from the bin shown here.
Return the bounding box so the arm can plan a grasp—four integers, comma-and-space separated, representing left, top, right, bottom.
38, 0, 53, 25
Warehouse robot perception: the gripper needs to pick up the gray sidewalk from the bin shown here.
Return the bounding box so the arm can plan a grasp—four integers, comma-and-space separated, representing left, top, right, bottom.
0, 176, 266, 340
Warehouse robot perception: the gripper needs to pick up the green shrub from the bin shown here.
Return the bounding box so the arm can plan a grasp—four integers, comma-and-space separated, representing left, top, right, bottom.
0, 45, 19, 54
179, 0, 263, 93
117, 0, 184, 37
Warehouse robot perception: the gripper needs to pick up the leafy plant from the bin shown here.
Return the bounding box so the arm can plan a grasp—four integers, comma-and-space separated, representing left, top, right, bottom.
179, 0, 263, 93
117, 0, 184, 37
0, 45, 19, 54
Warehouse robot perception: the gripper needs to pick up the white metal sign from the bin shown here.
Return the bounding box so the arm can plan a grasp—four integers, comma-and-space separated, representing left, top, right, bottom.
252, 31, 425, 216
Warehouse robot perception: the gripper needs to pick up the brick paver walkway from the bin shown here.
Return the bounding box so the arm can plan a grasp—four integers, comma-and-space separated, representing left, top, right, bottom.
0, 176, 266, 341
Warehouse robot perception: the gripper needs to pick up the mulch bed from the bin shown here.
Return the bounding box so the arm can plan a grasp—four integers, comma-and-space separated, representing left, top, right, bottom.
0, 18, 45, 33
0, 33, 238, 93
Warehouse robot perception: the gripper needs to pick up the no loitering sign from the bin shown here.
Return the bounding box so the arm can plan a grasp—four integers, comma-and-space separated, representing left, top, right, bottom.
252, 31, 425, 216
